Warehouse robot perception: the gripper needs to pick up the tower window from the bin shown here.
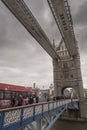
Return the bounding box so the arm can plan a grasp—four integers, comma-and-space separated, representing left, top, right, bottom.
60, 75, 63, 79
71, 74, 73, 78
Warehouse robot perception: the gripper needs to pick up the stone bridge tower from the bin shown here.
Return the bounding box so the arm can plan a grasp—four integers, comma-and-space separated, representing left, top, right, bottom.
53, 40, 87, 118
53, 39, 84, 98
53, 39, 86, 118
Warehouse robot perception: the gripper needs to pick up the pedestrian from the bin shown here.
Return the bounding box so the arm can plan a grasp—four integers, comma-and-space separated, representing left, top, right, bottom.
33, 96, 36, 103
18, 95, 23, 106
53, 96, 56, 101
12, 96, 18, 107
36, 96, 39, 103
12, 97, 15, 107
29, 96, 34, 104
47, 96, 49, 102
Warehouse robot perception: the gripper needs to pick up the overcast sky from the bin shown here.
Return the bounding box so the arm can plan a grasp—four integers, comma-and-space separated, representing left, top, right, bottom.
0, 0, 87, 89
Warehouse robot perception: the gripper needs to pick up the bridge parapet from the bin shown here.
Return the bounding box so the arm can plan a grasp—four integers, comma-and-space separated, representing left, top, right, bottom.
0, 99, 78, 130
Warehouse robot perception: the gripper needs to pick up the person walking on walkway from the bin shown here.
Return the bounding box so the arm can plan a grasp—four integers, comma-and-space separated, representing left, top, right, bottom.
18, 95, 23, 106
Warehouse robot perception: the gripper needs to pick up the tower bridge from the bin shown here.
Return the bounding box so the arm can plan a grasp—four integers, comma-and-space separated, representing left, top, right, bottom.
1, 0, 87, 130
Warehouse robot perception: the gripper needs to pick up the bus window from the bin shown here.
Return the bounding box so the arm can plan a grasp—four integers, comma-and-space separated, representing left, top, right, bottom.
15, 92, 19, 98
4, 91, 11, 99
0, 91, 4, 99
32, 92, 35, 97
11, 91, 16, 98
22, 92, 27, 98
27, 92, 32, 97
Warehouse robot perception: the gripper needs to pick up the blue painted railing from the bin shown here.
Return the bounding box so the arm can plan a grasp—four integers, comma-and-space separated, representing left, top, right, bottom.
0, 99, 78, 130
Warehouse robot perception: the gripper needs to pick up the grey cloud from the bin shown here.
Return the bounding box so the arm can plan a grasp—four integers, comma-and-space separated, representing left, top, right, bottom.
74, 25, 87, 54
73, 0, 87, 26
25, 0, 61, 42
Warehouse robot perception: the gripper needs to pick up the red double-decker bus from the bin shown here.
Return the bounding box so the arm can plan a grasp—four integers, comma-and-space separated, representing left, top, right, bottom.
0, 83, 37, 108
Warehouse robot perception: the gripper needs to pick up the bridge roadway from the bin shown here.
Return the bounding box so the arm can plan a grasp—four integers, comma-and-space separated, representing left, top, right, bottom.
0, 99, 79, 130
47, 0, 78, 57
1, 0, 60, 59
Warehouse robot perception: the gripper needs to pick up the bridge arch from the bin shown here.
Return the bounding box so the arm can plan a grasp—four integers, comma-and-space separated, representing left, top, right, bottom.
61, 86, 79, 99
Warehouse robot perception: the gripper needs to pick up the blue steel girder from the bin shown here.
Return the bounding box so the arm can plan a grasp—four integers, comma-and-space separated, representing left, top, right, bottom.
1, 0, 60, 59
29, 123, 36, 130
69, 100, 79, 110
47, 0, 78, 57
45, 106, 66, 130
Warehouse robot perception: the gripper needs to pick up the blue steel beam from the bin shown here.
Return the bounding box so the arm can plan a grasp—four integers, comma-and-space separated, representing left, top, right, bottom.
29, 123, 36, 130
44, 116, 50, 124
36, 119, 42, 130
1, 0, 60, 59
46, 107, 66, 130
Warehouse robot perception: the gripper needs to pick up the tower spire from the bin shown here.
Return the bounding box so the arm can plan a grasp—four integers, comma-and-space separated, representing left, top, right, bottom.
53, 39, 56, 49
